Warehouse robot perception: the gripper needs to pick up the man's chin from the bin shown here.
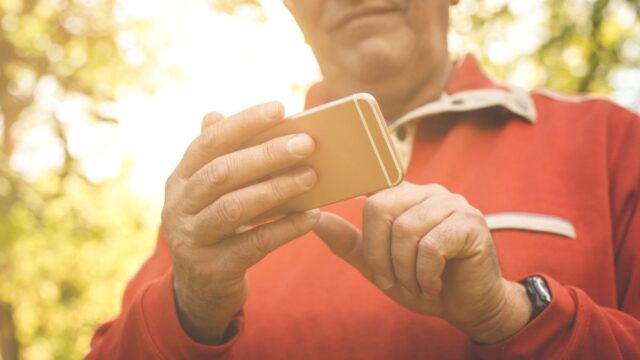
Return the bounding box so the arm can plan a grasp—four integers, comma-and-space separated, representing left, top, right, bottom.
345, 38, 405, 81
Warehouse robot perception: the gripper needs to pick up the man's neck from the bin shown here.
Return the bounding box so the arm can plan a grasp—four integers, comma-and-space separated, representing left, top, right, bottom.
322, 56, 454, 121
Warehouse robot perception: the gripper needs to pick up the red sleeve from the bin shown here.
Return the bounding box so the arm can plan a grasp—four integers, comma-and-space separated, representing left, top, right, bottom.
471, 274, 640, 359
473, 107, 640, 359
86, 230, 243, 359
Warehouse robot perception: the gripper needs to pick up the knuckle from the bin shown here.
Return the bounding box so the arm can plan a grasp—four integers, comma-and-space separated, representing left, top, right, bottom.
163, 187, 181, 211
216, 195, 244, 223
200, 121, 222, 147
436, 223, 457, 240
398, 181, 418, 191
364, 196, 390, 218
162, 200, 185, 229
468, 211, 487, 226
261, 140, 281, 163
164, 170, 181, 196
270, 177, 293, 201
182, 177, 199, 199
451, 193, 468, 205
202, 111, 223, 125
476, 236, 496, 254
466, 214, 490, 239
181, 217, 199, 240
165, 172, 179, 192
418, 240, 441, 259
454, 209, 486, 229
161, 206, 174, 227
392, 216, 419, 240
469, 206, 485, 218
426, 183, 448, 194
205, 158, 230, 185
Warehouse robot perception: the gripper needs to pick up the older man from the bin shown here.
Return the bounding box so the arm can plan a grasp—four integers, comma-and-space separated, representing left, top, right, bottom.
88, 1, 640, 359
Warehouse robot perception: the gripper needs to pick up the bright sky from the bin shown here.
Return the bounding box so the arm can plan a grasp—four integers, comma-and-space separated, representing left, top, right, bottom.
107, 1, 320, 201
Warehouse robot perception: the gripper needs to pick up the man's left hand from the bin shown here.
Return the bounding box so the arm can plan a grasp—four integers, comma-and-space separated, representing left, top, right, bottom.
314, 182, 532, 344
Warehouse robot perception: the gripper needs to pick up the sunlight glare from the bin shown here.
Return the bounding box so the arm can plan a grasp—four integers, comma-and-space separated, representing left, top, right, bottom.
111, 0, 320, 199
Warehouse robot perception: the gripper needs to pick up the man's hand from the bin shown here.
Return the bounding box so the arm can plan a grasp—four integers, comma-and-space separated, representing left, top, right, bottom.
162, 102, 320, 345
314, 182, 532, 344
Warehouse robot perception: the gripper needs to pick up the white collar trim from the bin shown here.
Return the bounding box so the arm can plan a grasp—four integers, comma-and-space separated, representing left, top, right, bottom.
389, 84, 537, 131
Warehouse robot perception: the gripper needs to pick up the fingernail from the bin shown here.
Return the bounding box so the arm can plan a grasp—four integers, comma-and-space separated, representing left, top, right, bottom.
374, 275, 393, 290
287, 134, 314, 158
295, 168, 316, 189
305, 208, 321, 219
263, 102, 281, 119
209, 162, 228, 184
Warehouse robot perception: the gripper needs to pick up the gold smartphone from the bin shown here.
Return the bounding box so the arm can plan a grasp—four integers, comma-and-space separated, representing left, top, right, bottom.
251, 93, 404, 214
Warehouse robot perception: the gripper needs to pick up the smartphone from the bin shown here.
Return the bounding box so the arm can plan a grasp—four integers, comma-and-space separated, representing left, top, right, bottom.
250, 93, 404, 214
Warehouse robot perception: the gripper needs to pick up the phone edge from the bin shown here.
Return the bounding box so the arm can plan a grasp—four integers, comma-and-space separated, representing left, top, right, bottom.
353, 94, 405, 187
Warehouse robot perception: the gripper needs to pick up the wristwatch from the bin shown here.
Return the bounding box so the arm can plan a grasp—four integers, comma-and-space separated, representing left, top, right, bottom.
520, 275, 552, 321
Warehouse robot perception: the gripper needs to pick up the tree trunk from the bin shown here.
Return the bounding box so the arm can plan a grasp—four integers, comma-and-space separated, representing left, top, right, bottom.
0, 302, 19, 360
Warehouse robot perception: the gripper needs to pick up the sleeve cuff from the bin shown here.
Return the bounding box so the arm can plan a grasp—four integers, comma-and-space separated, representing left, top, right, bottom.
471, 273, 576, 359
139, 270, 243, 359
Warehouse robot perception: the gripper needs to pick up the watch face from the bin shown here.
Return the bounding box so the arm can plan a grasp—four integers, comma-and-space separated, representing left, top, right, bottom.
531, 276, 552, 303
523, 276, 552, 320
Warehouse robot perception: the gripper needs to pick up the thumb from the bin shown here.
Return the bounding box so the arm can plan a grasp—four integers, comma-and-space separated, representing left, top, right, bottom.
313, 212, 367, 273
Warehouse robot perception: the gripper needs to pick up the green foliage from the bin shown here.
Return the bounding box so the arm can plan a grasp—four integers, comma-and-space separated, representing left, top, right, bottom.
0, 0, 163, 358
0, 161, 156, 359
452, 0, 640, 101
0, 0, 161, 155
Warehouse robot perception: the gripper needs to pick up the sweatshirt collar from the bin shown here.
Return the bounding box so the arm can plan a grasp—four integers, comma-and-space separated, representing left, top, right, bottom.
304, 54, 537, 130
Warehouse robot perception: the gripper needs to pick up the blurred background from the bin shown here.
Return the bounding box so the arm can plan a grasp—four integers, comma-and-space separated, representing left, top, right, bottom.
0, 0, 638, 358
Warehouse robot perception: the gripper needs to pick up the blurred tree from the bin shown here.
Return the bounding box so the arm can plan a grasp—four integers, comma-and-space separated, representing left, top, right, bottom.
0, 0, 160, 158
452, 0, 639, 105
0, 159, 158, 359
0, 0, 163, 358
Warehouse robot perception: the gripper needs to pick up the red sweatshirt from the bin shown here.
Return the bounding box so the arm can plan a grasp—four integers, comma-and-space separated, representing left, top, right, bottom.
88, 55, 640, 359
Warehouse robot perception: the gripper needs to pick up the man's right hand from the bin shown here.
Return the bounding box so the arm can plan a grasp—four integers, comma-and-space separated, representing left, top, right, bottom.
161, 101, 319, 345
